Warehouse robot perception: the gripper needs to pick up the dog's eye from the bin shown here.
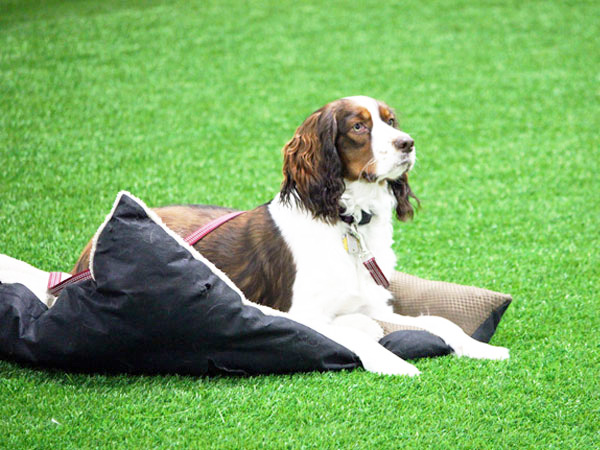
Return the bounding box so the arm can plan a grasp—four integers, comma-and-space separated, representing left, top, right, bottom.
387, 118, 395, 126
353, 123, 364, 131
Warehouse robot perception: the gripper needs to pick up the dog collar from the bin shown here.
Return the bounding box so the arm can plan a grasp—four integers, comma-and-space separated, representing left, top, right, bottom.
339, 210, 373, 226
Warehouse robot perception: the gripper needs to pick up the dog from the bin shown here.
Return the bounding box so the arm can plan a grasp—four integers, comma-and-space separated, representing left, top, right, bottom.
1, 96, 509, 375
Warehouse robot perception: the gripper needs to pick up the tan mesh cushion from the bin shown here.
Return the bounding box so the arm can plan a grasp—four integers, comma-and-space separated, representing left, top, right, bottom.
377, 271, 512, 340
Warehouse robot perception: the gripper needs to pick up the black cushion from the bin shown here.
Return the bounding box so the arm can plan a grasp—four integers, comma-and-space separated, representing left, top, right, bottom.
0, 193, 360, 375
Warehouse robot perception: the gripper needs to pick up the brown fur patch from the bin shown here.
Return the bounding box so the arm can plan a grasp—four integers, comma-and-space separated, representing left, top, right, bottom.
280, 104, 345, 223
195, 205, 296, 311
72, 204, 296, 312
335, 103, 376, 181
72, 240, 93, 274
377, 102, 397, 127
71, 204, 236, 274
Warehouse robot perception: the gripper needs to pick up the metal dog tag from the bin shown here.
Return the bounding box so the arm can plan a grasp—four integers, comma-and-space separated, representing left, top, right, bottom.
343, 232, 361, 255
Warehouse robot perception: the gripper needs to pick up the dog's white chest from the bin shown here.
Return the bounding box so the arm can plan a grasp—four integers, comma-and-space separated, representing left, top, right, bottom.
268, 198, 396, 319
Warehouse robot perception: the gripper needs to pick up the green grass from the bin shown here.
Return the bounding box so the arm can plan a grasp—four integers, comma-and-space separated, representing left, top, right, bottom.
1, 0, 598, 448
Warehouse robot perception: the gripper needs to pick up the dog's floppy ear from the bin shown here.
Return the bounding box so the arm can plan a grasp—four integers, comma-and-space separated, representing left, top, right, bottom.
388, 173, 419, 222
280, 105, 344, 223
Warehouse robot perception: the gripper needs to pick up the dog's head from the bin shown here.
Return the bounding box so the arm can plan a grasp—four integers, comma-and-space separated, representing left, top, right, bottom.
280, 96, 418, 223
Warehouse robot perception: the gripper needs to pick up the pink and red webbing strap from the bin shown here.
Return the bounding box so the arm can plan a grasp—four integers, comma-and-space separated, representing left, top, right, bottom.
183, 210, 245, 246
363, 257, 390, 289
47, 210, 246, 297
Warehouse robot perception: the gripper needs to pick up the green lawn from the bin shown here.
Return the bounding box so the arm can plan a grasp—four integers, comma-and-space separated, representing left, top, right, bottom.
1, 0, 598, 448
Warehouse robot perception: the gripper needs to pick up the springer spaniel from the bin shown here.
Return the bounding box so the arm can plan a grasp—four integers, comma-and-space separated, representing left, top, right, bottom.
3, 96, 509, 375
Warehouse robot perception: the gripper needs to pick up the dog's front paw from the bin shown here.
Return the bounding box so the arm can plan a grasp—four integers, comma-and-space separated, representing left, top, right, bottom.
361, 350, 420, 376
456, 341, 510, 361
379, 359, 421, 377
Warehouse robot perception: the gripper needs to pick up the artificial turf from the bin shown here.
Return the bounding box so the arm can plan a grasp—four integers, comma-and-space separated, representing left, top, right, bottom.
1, 0, 598, 448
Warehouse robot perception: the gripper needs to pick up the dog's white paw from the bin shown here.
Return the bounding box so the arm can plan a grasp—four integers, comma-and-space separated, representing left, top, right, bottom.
360, 350, 420, 376
456, 341, 510, 361
379, 359, 421, 377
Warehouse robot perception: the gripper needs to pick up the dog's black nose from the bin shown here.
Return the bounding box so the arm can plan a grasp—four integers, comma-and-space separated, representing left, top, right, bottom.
394, 137, 414, 153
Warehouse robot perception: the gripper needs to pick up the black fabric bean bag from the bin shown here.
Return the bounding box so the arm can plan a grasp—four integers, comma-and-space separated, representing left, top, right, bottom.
0, 193, 360, 375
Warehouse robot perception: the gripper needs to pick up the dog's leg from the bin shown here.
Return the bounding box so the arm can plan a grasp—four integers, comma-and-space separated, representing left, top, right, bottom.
369, 309, 510, 361
292, 313, 420, 376
0, 254, 65, 307
318, 321, 421, 376
242, 300, 419, 376
332, 313, 384, 341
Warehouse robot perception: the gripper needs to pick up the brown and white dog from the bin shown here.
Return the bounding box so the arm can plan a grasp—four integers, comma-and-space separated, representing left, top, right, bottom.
0, 96, 509, 375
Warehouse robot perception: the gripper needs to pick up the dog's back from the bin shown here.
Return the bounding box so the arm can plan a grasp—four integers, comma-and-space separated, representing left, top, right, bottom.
73, 204, 297, 312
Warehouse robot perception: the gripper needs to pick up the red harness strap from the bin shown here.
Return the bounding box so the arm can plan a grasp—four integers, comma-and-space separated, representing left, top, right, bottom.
47, 210, 246, 297
183, 211, 245, 246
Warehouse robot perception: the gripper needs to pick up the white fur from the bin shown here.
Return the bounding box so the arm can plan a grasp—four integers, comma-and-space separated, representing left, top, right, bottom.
269, 189, 425, 375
